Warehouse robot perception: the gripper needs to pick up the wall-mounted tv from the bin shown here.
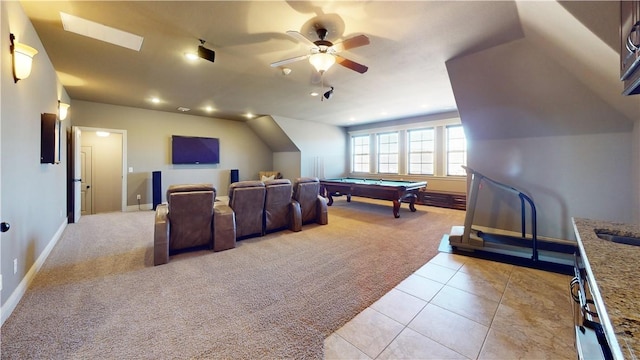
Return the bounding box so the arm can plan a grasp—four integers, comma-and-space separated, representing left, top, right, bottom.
171, 135, 220, 164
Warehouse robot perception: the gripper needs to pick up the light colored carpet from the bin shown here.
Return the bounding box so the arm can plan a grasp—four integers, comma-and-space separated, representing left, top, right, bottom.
1, 197, 465, 359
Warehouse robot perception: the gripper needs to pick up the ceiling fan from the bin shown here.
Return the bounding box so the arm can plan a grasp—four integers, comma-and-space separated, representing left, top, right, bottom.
270, 27, 369, 74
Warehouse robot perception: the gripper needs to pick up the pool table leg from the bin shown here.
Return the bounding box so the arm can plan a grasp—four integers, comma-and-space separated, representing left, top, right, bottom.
392, 200, 401, 218
408, 194, 418, 212
393, 193, 418, 218
326, 192, 334, 206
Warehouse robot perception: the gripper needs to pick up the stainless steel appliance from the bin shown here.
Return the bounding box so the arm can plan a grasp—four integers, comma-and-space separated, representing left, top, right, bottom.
571, 252, 614, 359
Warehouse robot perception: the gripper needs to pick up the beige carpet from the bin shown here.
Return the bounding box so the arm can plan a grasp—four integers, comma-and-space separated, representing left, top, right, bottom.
1, 197, 465, 359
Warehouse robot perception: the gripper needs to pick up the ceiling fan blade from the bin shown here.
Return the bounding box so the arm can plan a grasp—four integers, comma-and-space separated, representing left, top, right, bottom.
286, 30, 318, 48
335, 55, 368, 74
331, 34, 370, 53
270, 54, 310, 67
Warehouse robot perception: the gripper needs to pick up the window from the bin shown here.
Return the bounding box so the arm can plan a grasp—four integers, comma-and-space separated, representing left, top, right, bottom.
408, 128, 434, 175
446, 125, 467, 176
352, 135, 369, 172
349, 119, 466, 177
377, 132, 398, 173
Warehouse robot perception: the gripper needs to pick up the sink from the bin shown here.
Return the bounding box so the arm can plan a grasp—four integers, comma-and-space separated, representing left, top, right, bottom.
595, 231, 640, 246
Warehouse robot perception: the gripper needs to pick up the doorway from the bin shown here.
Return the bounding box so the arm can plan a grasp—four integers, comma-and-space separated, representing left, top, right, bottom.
71, 127, 127, 222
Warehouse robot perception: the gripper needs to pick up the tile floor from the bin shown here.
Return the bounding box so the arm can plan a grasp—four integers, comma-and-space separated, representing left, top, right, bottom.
324, 252, 576, 359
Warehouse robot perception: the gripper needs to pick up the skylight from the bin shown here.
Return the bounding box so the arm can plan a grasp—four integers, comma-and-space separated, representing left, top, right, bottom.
60, 12, 143, 51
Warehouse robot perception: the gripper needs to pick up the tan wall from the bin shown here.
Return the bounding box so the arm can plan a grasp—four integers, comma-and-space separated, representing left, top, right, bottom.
1, 2, 70, 309
273, 152, 301, 180
272, 116, 347, 178
70, 101, 273, 205
81, 131, 123, 213
447, 36, 636, 241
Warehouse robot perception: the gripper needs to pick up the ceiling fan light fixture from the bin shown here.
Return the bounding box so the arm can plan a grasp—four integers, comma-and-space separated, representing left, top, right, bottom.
309, 52, 335, 73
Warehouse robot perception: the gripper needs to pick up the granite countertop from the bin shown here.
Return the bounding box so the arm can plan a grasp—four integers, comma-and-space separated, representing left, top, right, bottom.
573, 217, 640, 360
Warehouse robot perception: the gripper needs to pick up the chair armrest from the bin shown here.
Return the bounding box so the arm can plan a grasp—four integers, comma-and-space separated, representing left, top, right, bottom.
154, 204, 169, 266
290, 200, 302, 232
213, 203, 236, 252
316, 195, 328, 225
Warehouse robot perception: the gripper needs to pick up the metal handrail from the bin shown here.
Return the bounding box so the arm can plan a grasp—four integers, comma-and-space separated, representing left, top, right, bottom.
462, 166, 539, 261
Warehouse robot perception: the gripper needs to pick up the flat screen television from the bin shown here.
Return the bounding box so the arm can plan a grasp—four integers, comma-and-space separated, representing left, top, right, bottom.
171, 135, 220, 164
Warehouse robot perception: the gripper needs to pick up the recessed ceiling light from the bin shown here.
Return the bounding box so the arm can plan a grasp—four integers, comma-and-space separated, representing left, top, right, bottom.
60, 12, 143, 51
310, 92, 319, 97
245, 113, 255, 119
204, 106, 214, 112
177, 107, 190, 112
184, 52, 198, 61
151, 97, 160, 104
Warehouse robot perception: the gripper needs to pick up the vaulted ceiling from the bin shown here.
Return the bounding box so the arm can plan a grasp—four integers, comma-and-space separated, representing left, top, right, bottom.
19, 1, 638, 129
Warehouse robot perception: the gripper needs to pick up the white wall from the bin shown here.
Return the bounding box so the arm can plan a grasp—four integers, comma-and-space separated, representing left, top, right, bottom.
71, 101, 273, 204
1, 1, 69, 314
468, 133, 633, 240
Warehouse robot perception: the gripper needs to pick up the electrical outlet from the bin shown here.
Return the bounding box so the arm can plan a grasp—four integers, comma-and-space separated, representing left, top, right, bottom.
13, 259, 17, 274
136, 194, 141, 200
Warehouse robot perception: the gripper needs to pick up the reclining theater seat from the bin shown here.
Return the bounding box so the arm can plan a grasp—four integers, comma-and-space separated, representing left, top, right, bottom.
264, 179, 300, 233
228, 180, 266, 239
213, 201, 236, 252
154, 184, 215, 266
292, 177, 328, 228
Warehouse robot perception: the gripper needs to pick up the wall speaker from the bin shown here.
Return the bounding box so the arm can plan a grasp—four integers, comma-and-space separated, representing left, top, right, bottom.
230, 169, 239, 184
40, 113, 58, 164
152, 171, 161, 210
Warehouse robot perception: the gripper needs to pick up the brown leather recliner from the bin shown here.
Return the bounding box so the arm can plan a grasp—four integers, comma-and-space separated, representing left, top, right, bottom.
228, 180, 266, 239
264, 179, 300, 233
154, 184, 236, 266
213, 201, 236, 252
292, 177, 328, 228
154, 184, 213, 265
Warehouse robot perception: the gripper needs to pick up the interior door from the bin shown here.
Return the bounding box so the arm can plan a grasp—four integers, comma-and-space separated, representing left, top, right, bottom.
0, 89, 3, 295
73, 127, 81, 222
80, 146, 93, 215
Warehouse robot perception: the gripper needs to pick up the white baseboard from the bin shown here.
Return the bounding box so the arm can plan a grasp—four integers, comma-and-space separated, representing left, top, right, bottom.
1, 219, 67, 325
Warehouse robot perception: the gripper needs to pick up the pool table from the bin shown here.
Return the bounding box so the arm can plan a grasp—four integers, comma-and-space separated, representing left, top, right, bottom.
320, 178, 427, 218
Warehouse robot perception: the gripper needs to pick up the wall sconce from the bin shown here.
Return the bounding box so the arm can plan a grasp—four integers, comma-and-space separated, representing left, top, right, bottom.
58, 101, 70, 120
10, 33, 38, 83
